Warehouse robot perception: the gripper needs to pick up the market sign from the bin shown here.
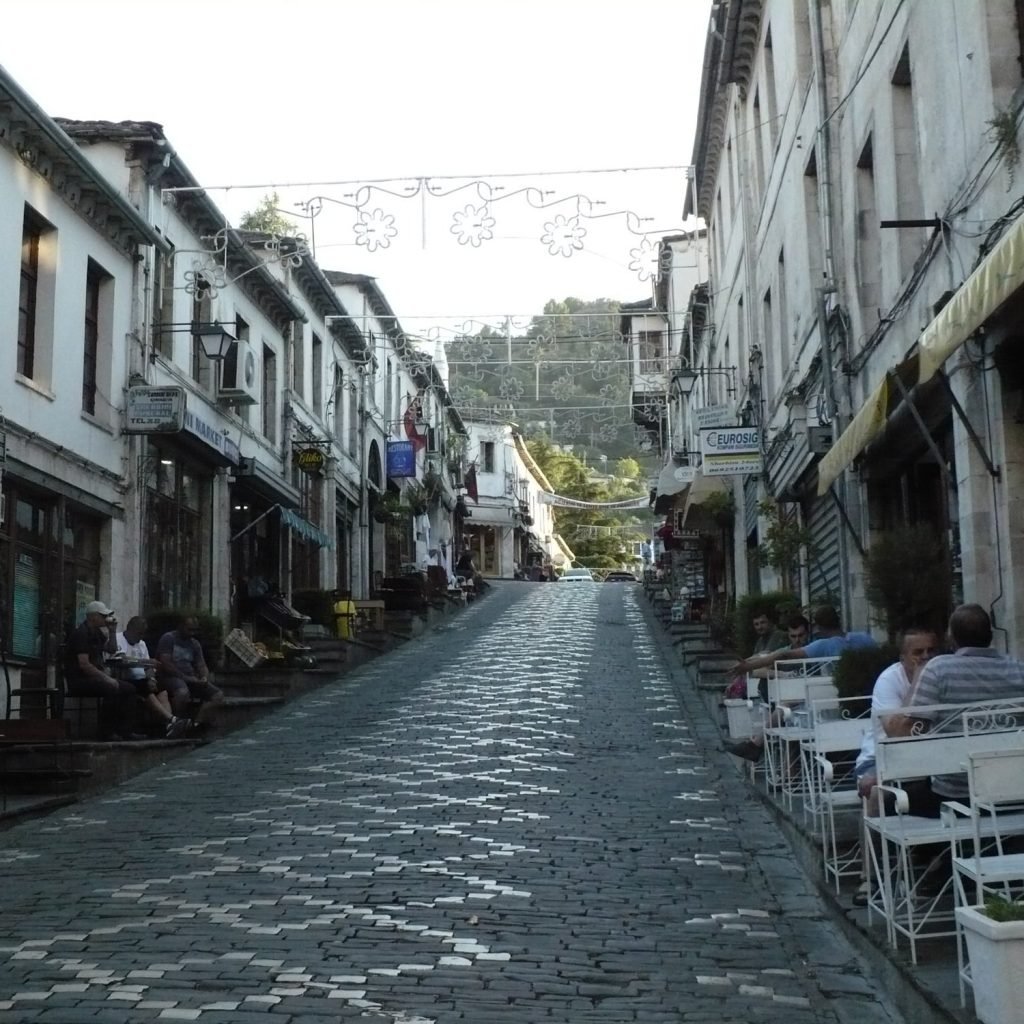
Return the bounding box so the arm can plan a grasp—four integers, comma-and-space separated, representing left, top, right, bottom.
699, 426, 762, 477
294, 447, 326, 474
125, 385, 186, 433
694, 405, 734, 430
386, 440, 416, 478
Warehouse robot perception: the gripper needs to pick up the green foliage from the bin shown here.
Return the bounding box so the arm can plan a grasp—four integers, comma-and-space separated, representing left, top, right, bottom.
143, 610, 224, 669
984, 896, 1024, 922
732, 590, 800, 658
833, 643, 899, 699
757, 499, 814, 584
987, 106, 1021, 189
526, 436, 647, 567
239, 191, 301, 236
863, 525, 952, 637
703, 491, 735, 527
615, 457, 643, 481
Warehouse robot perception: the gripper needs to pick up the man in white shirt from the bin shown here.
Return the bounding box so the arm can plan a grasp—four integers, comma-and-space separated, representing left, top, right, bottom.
853, 628, 938, 904
116, 616, 189, 739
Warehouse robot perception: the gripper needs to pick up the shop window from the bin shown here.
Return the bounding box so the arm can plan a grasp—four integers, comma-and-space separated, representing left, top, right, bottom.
0, 480, 101, 660
143, 451, 204, 611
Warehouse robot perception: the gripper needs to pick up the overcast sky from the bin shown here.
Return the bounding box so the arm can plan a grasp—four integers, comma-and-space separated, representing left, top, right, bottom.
4, 0, 711, 334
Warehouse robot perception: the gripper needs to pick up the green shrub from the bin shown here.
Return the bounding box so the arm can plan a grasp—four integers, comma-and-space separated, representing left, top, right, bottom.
732, 591, 801, 658
143, 610, 225, 670
832, 643, 899, 699
985, 896, 1024, 922
864, 525, 952, 638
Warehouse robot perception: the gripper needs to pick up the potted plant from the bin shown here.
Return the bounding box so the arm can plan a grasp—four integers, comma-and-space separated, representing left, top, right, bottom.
372, 491, 405, 523
956, 897, 1024, 1024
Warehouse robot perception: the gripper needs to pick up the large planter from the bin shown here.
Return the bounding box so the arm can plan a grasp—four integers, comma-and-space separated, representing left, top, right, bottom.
957, 905, 1024, 1024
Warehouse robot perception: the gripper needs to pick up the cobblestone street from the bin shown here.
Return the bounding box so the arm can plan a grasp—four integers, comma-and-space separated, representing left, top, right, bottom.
0, 584, 903, 1023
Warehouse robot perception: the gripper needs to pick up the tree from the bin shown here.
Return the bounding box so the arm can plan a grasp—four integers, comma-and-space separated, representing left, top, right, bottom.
239, 191, 301, 236
526, 437, 647, 567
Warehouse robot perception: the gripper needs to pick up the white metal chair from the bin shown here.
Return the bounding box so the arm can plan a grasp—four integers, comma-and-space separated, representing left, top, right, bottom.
761, 658, 838, 810
944, 742, 1024, 1004
805, 696, 871, 892
866, 699, 1024, 963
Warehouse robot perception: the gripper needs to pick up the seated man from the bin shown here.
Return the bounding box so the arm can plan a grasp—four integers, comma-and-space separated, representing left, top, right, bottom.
157, 616, 223, 733
65, 600, 140, 741
723, 614, 811, 762
723, 610, 788, 699
882, 604, 1024, 816
117, 615, 189, 739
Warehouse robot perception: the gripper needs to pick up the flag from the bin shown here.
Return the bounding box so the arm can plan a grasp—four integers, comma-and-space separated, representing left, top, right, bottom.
403, 398, 427, 451
464, 465, 479, 504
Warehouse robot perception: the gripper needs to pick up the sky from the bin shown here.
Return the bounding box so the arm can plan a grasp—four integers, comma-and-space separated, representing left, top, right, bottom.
3, 0, 712, 337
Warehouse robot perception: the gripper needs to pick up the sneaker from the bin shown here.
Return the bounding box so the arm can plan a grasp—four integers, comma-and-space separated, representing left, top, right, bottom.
165, 716, 189, 739
724, 739, 765, 762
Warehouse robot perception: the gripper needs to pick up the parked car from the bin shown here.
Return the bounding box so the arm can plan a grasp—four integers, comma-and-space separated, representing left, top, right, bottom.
558, 568, 596, 583
605, 570, 638, 583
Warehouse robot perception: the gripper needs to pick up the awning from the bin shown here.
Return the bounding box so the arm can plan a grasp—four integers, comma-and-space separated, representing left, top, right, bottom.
234, 457, 301, 509
653, 463, 696, 515
279, 506, 333, 548
919, 210, 1024, 385
816, 375, 890, 495
463, 503, 514, 526
681, 469, 730, 526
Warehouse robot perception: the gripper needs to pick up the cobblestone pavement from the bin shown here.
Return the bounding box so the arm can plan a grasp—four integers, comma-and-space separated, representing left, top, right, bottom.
0, 583, 904, 1023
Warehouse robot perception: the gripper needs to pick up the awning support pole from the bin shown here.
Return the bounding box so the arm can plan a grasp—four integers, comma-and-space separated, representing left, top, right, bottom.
936, 371, 1001, 480
889, 374, 954, 487
826, 487, 866, 558
230, 503, 281, 543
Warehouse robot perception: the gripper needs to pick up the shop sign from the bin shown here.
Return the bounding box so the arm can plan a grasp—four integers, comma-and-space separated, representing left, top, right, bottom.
700, 426, 762, 477
295, 447, 326, 474
182, 408, 239, 465
694, 405, 734, 429
125, 386, 186, 433
386, 440, 416, 478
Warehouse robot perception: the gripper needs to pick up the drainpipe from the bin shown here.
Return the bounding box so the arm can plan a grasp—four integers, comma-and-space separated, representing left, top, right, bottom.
811, 0, 855, 622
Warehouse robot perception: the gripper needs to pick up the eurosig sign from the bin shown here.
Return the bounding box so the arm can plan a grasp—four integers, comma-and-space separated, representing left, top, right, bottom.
699, 426, 762, 477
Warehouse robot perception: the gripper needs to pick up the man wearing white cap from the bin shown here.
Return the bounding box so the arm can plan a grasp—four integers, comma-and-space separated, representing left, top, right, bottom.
65, 600, 140, 741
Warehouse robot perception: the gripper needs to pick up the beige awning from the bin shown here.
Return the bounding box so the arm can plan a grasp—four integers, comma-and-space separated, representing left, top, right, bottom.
656, 462, 696, 498
681, 469, 730, 526
919, 210, 1024, 384
816, 375, 890, 496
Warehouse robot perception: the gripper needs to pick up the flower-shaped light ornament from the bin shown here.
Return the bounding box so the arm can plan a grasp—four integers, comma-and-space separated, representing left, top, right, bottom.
354, 208, 398, 252
629, 238, 659, 282
541, 214, 586, 258
451, 204, 496, 247
498, 375, 525, 401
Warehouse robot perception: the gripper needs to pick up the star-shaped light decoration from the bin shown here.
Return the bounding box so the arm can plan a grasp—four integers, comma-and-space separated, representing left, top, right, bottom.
354, 208, 398, 252
541, 214, 586, 257
450, 204, 496, 247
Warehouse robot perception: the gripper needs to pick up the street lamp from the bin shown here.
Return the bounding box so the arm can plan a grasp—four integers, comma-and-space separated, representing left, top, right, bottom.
161, 322, 237, 360
672, 365, 737, 398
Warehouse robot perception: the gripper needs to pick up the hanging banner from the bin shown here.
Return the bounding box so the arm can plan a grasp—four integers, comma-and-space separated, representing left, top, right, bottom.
386, 440, 416, 478
700, 427, 762, 477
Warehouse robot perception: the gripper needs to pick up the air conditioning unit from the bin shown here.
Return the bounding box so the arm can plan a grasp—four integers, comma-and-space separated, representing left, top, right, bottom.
218, 340, 259, 405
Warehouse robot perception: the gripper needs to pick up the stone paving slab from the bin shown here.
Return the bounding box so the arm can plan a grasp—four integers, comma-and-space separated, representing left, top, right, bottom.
0, 584, 906, 1023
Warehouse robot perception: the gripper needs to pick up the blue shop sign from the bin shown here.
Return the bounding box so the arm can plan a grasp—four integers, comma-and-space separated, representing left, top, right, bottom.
386, 440, 416, 478
181, 408, 240, 465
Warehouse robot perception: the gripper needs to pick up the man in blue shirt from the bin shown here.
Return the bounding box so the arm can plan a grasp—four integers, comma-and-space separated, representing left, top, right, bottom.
729, 604, 876, 677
